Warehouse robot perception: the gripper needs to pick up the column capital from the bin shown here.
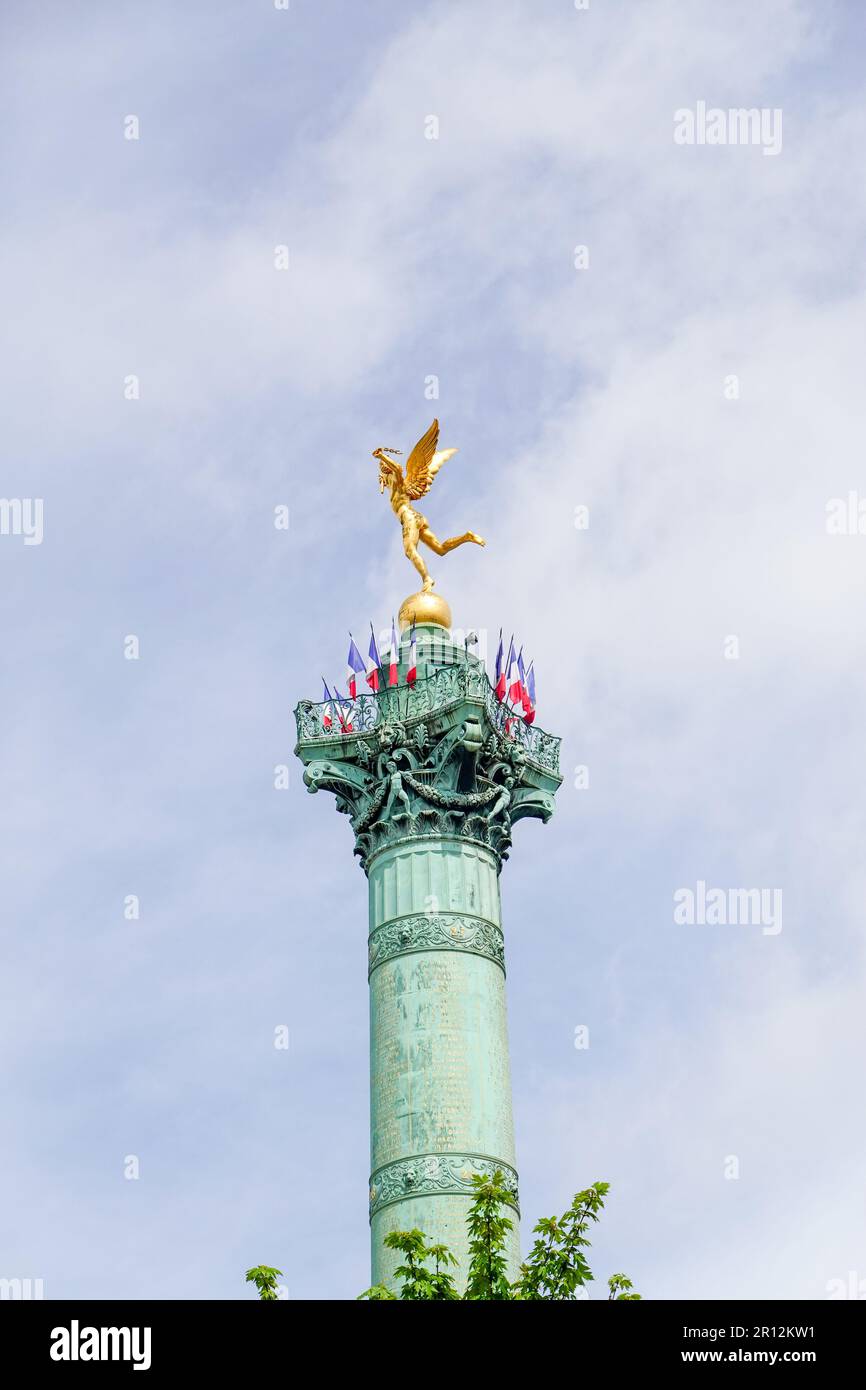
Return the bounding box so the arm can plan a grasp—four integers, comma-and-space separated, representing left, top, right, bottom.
294, 662, 561, 872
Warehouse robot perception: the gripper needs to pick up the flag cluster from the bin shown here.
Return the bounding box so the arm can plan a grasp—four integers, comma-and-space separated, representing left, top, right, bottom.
319, 621, 417, 733
318, 623, 537, 736
493, 629, 537, 726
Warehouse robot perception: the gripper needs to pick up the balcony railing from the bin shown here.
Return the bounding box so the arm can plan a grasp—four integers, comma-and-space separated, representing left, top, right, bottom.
294, 662, 560, 777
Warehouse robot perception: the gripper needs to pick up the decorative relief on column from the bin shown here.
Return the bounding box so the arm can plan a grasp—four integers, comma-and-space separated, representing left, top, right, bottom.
369, 1152, 520, 1220
294, 665, 561, 873
368, 912, 505, 976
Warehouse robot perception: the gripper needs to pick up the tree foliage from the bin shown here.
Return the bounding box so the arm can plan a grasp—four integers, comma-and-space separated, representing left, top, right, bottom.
356, 1173, 641, 1301
247, 1176, 639, 1301
245, 1265, 283, 1300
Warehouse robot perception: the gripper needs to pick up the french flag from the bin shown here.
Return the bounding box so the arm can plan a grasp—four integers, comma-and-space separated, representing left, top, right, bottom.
389, 617, 399, 687
406, 621, 417, 687
346, 635, 365, 700
507, 643, 523, 706
366, 625, 382, 692
494, 630, 506, 702
517, 649, 527, 710
497, 636, 512, 703
523, 662, 536, 724
321, 678, 334, 732
334, 688, 353, 733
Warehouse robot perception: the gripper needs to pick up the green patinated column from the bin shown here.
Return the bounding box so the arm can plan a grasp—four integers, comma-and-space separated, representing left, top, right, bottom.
294, 620, 561, 1289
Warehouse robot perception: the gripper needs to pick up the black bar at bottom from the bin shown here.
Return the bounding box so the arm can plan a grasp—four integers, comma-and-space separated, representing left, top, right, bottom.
5, 1298, 860, 1374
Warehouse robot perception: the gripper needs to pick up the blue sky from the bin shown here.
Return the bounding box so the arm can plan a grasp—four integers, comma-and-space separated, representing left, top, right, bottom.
2, 0, 866, 1300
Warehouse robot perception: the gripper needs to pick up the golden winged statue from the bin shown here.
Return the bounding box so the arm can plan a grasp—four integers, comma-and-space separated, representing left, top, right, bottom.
373, 419, 485, 594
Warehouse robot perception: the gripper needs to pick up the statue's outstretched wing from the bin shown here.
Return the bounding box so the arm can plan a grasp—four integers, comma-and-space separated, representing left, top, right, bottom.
404, 419, 457, 500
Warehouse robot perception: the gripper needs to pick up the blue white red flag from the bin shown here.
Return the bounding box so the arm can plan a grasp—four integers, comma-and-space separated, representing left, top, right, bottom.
494, 629, 505, 701
346, 635, 365, 700
406, 621, 417, 687
507, 643, 523, 706
366, 625, 382, 692
523, 662, 536, 724
498, 636, 513, 703
321, 678, 334, 732
389, 617, 399, 687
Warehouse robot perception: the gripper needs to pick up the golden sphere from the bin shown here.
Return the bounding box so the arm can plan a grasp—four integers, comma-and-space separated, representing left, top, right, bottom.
398, 590, 452, 631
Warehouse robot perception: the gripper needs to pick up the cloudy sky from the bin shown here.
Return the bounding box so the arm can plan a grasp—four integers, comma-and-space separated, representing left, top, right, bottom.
2, 0, 865, 1300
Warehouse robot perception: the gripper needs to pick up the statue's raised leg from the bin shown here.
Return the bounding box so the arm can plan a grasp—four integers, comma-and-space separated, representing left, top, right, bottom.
420, 525, 486, 555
